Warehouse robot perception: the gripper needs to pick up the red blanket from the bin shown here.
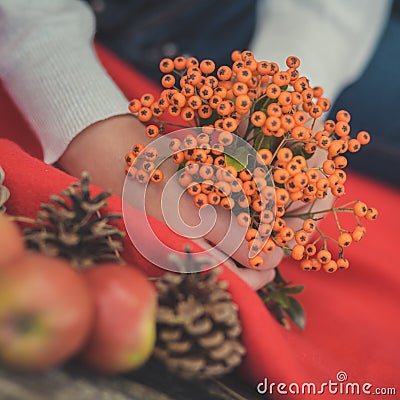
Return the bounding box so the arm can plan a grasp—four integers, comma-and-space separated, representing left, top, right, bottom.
1, 45, 399, 399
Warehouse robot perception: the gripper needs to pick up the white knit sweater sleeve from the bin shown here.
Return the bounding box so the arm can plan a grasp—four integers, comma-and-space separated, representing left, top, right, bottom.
0, 0, 129, 164
251, 0, 391, 103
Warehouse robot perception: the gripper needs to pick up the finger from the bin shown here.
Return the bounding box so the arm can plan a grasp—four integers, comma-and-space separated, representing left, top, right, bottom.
194, 238, 276, 290
203, 204, 284, 270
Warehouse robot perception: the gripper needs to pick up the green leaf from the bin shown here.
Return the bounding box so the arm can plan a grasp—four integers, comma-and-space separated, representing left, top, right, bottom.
283, 296, 306, 330
283, 248, 291, 256
224, 146, 249, 172
282, 285, 305, 295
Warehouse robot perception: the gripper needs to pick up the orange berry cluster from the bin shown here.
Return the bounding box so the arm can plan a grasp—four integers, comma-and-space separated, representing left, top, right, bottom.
126, 50, 377, 272
124, 143, 164, 184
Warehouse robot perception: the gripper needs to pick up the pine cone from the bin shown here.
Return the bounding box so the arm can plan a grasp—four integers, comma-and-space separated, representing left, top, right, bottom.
0, 166, 10, 213
23, 172, 125, 268
154, 253, 246, 380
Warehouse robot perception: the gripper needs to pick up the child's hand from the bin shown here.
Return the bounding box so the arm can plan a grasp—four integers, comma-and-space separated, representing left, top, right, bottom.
59, 116, 333, 290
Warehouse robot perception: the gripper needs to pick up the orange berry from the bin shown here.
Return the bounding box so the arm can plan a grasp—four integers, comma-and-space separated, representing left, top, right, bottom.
216, 100, 232, 116
317, 249, 332, 264
125, 166, 137, 178
251, 111, 267, 127
273, 71, 291, 86
309, 104, 323, 119
276, 148, 292, 163
262, 238, 275, 253
239, 169, 252, 182
322, 160, 335, 175
335, 121, 350, 137
174, 56, 187, 70
181, 107, 195, 121
159, 58, 175, 73
222, 117, 238, 133
187, 183, 201, 196
193, 193, 209, 208
216, 131, 232, 146
357, 131, 370, 145
256, 149, 273, 166
208, 192, 221, 205
338, 232, 352, 247
286, 55, 300, 69
198, 165, 214, 180
124, 152, 136, 166
200, 59, 215, 74
215, 181, 232, 197
291, 244, 305, 260
187, 95, 202, 109
144, 147, 158, 162
277, 91, 292, 106
136, 169, 149, 184
273, 217, 286, 232
317, 97, 331, 112
138, 107, 152, 122
291, 91, 303, 106
310, 258, 322, 271
352, 226, 366, 242
273, 168, 290, 184
186, 57, 199, 68
220, 197, 235, 210
172, 151, 185, 164
236, 212, 251, 227
336, 109, 351, 123
324, 260, 338, 273
331, 183, 345, 197
324, 119, 336, 133
140, 93, 155, 107
348, 139, 361, 153
161, 74, 175, 88
249, 255, 264, 269
128, 99, 141, 113
280, 227, 294, 241
199, 85, 213, 100
337, 258, 350, 270
295, 230, 309, 245
266, 83, 281, 99
259, 223, 272, 238
305, 243, 317, 256
201, 180, 214, 195
178, 171, 193, 187
365, 207, 378, 221
257, 209, 273, 224
301, 259, 312, 271
150, 169, 163, 183
198, 105, 213, 119
168, 104, 181, 117
242, 180, 256, 196
334, 155, 348, 169
217, 65, 233, 81
145, 125, 159, 139
353, 201, 368, 217
132, 143, 145, 156
302, 220, 316, 234
245, 228, 258, 242
236, 68, 252, 83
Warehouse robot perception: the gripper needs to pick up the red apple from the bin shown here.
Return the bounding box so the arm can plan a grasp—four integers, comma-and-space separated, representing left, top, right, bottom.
0, 213, 24, 266
81, 264, 157, 373
0, 253, 94, 370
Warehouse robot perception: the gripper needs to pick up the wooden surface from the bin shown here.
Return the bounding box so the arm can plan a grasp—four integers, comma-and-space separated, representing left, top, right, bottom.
0, 359, 265, 400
